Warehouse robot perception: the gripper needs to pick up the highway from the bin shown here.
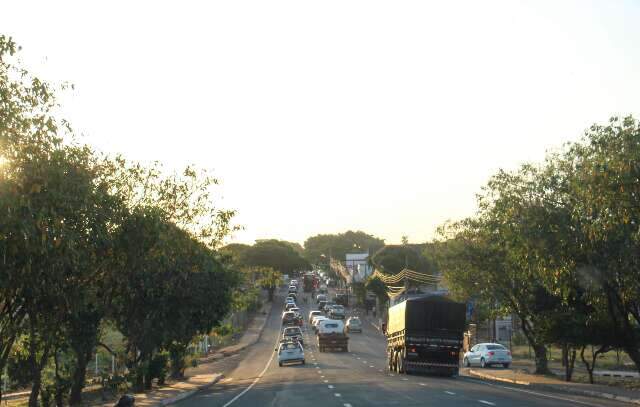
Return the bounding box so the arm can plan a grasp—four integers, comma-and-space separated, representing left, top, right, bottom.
177, 290, 629, 407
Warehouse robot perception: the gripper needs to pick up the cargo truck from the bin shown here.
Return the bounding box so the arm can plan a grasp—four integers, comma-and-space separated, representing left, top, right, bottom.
303, 273, 317, 292
317, 319, 349, 352
386, 295, 466, 376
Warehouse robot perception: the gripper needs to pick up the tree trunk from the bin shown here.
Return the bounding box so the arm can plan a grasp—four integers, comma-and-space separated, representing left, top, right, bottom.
27, 337, 51, 407
622, 344, 640, 374
520, 318, 549, 374
580, 346, 595, 384
54, 350, 64, 407
533, 344, 549, 374
69, 350, 90, 405
564, 346, 576, 382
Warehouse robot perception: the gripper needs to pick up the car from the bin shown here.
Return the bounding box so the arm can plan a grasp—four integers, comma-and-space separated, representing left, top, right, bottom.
282, 311, 297, 326
317, 319, 344, 334
345, 317, 362, 333
316, 294, 327, 303
312, 316, 328, 332
287, 293, 297, 301
288, 285, 297, 294
463, 343, 512, 368
290, 279, 298, 286
277, 340, 305, 366
329, 304, 345, 319
318, 300, 327, 311
285, 302, 297, 311
308, 310, 322, 324
282, 326, 304, 344
322, 302, 336, 313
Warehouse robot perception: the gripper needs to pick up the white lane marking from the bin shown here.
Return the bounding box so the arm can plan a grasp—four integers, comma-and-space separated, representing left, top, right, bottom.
319, 370, 323, 374
461, 378, 603, 407
321, 375, 325, 378
369, 365, 375, 368
389, 374, 395, 377
315, 366, 320, 369
357, 357, 361, 359
478, 401, 496, 406
401, 378, 409, 381
419, 383, 427, 386
328, 385, 334, 389
343, 404, 352, 407
324, 380, 329, 383
334, 393, 341, 397
221, 334, 279, 407
445, 391, 456, 395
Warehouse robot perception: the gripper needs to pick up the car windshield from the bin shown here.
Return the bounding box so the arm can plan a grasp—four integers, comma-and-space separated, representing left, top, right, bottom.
486, 345, 507, 350
349, 319, 361, 324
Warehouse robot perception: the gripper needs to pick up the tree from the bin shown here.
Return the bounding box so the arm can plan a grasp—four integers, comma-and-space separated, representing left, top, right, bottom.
242, 240, 310, 275
369, 244, 433, 276
253, 267, 282, 301
303, 231, 385, 265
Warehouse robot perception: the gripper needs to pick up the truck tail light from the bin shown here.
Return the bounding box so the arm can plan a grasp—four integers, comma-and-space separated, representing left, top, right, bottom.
488, 351, 495, 356
410, 347, 416, 353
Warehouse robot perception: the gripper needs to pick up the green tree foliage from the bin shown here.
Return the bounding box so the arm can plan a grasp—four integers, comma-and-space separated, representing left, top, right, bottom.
0, 35, 238, 404
369, 244, 433, 276
303, 230, 385, 264
434, 116, 640, 376
241, 239, 310, 275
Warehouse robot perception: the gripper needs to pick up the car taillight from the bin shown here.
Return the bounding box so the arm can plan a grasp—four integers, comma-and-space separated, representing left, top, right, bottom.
488, 351, 495, 356
507, 351, 511, 356
410, 347, 416, 353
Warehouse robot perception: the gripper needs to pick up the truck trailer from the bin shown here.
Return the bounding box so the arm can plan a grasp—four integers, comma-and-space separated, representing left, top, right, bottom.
386, 295, 466, 376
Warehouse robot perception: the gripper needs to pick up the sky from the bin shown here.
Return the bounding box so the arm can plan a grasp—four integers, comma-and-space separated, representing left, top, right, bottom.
2, 0, 639, 246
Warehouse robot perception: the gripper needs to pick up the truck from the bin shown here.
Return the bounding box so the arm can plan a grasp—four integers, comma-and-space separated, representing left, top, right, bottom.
303, 273, 317, 293
317, 319, 349, 352
386, 295, 466, 376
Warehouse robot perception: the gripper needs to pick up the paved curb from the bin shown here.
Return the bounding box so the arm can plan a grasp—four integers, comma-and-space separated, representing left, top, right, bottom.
468, 369, 640, 405
468, 369, 531, 385
158, 374, 224, 406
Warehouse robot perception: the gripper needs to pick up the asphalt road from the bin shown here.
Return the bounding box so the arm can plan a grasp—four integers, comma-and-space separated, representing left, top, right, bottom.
178, 290, 629, 407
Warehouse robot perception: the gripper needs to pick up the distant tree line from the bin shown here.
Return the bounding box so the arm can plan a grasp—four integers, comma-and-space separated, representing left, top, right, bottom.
433, 116, 640, 381
0, 36, 238, 406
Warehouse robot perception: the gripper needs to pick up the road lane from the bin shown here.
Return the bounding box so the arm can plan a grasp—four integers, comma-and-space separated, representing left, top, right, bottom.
178, 288, 630, 407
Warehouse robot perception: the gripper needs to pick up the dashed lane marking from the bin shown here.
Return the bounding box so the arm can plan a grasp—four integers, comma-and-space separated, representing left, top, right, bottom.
328, 385, 334, 389
478, 401, 496, 406
369, 366, 375, 368
324, 380, 329, 383
444, 391, 456, 395
419, 383, 427, 386
334, 393, 342, 397
378, 369, 383, 373
401, 378, 409, 381
343, 404, 352, 407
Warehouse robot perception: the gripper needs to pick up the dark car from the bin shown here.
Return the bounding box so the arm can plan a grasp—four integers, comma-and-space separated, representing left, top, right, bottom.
318, 300, 327, 311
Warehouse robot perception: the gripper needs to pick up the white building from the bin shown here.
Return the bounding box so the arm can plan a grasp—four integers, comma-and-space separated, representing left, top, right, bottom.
345, 252, 372, 282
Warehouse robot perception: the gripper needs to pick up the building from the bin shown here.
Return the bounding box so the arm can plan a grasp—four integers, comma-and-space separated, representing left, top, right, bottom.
345, 252, 372, 282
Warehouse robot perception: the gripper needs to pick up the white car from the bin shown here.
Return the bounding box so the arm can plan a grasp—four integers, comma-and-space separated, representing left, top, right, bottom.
312, 316, 328, 332
345, 317, 362, 333
277, 340, 305, 366
463, 343, 512, 368
308, 310, 322, 324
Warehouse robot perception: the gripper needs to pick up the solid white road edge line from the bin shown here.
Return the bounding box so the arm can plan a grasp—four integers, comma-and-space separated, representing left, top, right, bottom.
221, 331, 280, 407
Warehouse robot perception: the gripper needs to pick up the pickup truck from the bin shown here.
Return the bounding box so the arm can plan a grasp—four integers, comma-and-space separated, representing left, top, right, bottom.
317, 319, 348, 352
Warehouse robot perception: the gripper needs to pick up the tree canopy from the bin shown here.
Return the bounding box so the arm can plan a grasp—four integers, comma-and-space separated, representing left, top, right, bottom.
303, 230, 385, 264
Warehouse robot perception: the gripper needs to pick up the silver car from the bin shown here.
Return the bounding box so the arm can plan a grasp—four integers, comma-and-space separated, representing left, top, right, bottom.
345, 317, 362, 333
463, 343, 512, 368
277, 341, 305, 366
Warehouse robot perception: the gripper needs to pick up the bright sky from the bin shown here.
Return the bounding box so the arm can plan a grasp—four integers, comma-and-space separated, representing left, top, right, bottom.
3, 1, 639, 246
